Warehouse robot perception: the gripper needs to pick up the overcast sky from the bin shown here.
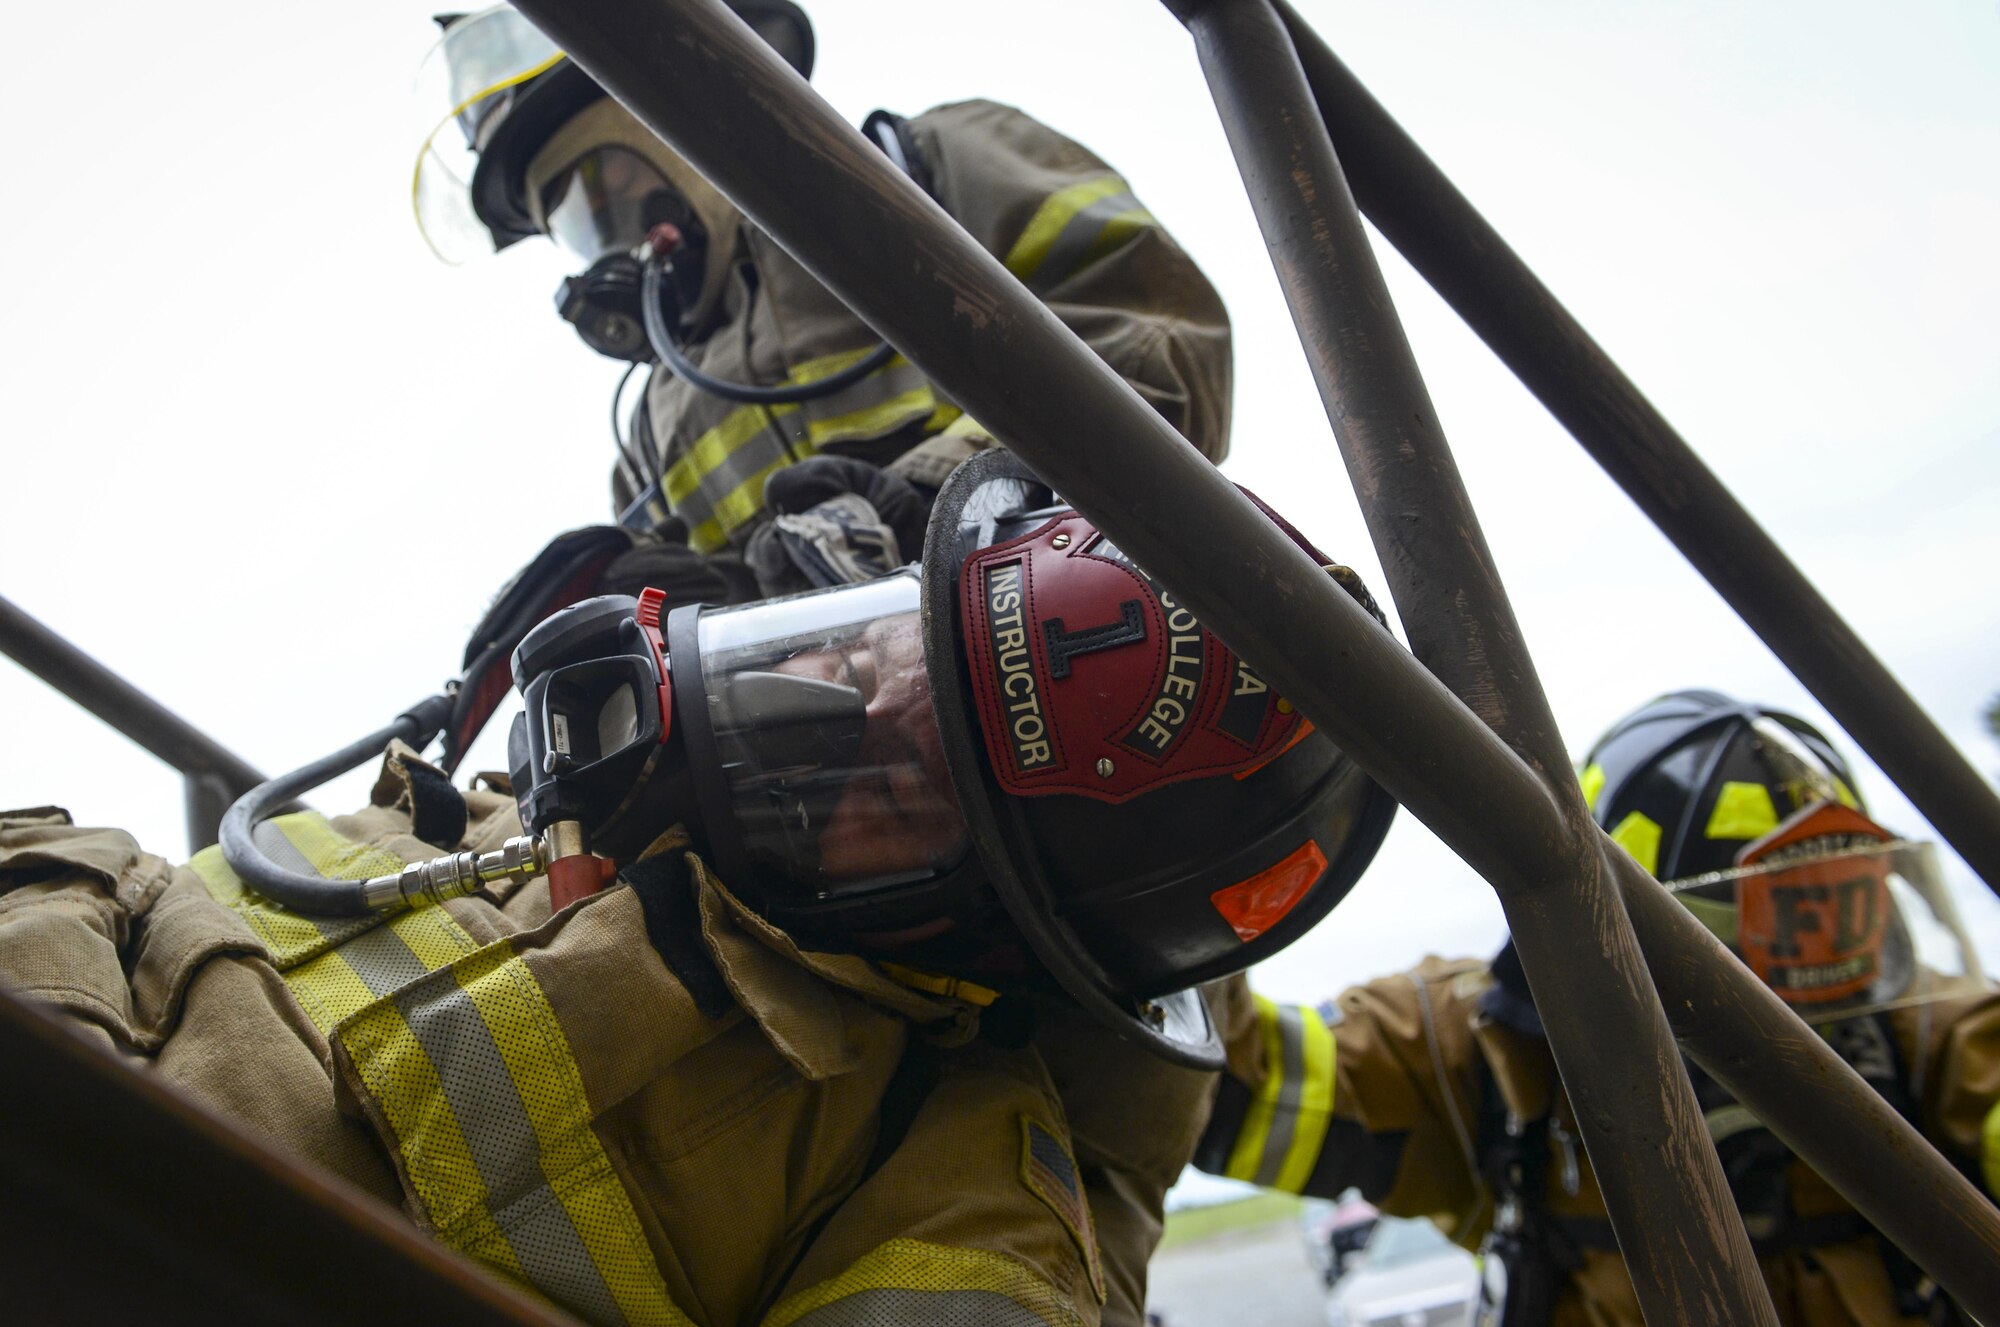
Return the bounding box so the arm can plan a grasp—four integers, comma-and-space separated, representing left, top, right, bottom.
4, 0, 1998, 1092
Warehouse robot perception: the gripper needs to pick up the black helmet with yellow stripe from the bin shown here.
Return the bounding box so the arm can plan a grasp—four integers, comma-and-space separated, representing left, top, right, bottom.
1487, 691, 1985, 1028
1581, 689, 1861, 880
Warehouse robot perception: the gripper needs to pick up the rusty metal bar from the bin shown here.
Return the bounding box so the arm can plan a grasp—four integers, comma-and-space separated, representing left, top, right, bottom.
1272, 1, 2000, 899
0, 983, 575, 1326
0, 592, 266, 849
1168, 1, 1771, 1320
511, 0, 2000, 1316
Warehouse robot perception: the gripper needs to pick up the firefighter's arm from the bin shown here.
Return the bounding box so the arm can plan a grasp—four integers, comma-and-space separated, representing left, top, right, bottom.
903, 99, 1234, 476
1922, 989, 2000, 1197
1194, 961, 1490, 1234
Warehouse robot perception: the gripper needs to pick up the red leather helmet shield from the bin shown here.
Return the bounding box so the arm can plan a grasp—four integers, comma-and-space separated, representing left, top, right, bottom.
960, 516, 1306, 802
920, 450, 1397, 1070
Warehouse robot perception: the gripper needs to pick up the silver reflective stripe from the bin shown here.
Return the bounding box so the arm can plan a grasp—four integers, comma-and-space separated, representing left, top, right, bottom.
250, 820, 384, 950
336, 924, 431, 995
1030, 191, 1143, 291
1253, 1004, 1308, 1189
795, 358, 932, 436
393, 976, 627, 1327
667, 409, 813, 542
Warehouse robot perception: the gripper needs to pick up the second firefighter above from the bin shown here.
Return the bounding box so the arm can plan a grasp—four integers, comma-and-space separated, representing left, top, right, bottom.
416, 0, 1232, 604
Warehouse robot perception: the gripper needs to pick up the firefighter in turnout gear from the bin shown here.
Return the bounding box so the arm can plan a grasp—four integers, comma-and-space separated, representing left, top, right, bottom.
401, 6, 1247, 1319
1194, 690, 2000, 1327
0, 454, 1398, 1326
415, 1, 1231, 616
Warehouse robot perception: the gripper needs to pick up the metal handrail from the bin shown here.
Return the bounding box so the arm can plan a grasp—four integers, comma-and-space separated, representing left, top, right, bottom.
0, 593, 266, 849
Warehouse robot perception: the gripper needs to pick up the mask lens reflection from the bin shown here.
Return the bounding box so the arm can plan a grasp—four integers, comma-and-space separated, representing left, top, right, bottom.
695, 575, 969, 895
541, 146, 688, 262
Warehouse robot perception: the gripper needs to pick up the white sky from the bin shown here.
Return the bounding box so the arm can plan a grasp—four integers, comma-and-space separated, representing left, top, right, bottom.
4, 0, 1998, 1098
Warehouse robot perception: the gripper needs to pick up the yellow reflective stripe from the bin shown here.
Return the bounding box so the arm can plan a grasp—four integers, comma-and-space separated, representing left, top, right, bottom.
189, 811, 408, 967
664, 402, 791, 507
1222, 995, 1286, 1182
924, 402, 965, 432
269, 814, 410, 882
452, 944, 684, 1326
340, 994, 501, 1242
189, 811, 484, 1029
1611, 810, 1663, 877
1273, 1011, 1335, 1193
875, 961, 1000, 1007
1080, 205, 1153, 268
1004, 174, 1129, 282
804, 384, 934, 447
1579, 763, 1606, 813
1706, 781, 1780, 841
665, 351, 941, 551
763, 1237, 1078, 1327
392, 903, 482, 971
1982, 1098, 2000, 1199
340, 939, 686, 1326
705, 447, 817, 547
785, 344, 881, 383
282, 947, 383, 1033
190, 843, 334, 963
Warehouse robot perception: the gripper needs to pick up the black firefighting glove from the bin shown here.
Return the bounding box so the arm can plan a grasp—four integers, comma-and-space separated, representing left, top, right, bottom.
745, 455, 935, 597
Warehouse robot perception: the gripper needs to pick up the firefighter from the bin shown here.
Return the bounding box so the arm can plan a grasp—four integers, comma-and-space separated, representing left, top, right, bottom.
413, 0, 1231, 612
1195, 689, 2000, 1326
403, 6, 1248, 1317
0, 455, 1398, 1327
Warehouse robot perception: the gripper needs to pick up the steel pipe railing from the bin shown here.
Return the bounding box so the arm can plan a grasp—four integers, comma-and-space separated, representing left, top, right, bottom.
0, 984, 573, 1325
1273, 0, 2000, 901
1170, 1, 1771, 1320
0, 593, 267, 849
505, 0, 2000, 1317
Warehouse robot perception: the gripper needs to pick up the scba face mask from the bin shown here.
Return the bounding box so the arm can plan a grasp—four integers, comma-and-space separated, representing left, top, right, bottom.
509, 453, 1398, 1065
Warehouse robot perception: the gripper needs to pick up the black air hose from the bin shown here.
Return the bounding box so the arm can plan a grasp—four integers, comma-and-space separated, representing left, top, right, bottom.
218, 694, 454, 916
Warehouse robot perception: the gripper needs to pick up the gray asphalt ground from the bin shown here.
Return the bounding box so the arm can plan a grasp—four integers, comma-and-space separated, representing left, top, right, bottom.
1146, 1219, 1327, 1327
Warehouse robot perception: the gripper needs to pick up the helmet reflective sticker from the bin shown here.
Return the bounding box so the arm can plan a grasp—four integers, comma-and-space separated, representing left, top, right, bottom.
1210, 840, 1329, 942
959, 515, 1305, 802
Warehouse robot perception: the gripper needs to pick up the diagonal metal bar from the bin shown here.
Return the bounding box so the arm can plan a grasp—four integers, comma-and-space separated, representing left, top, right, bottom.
1166, 2, 1771, 1321
0, 984, 576, 1325
0, 592, 268, 849
504, 0, 2000, 1316
1273, 0, 2000, 900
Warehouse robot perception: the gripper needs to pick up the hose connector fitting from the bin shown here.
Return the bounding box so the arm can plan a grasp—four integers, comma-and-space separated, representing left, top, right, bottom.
360, 833, 549, 910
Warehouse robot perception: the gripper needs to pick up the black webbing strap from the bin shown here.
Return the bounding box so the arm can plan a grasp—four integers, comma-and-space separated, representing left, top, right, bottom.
403, 760, 468, 850
622, 853, 733, 1021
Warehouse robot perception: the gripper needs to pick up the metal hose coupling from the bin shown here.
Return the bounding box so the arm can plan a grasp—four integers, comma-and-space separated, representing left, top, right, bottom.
360, 834, 549, 910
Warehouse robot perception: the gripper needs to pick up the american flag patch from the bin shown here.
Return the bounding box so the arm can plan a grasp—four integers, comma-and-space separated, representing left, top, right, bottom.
1019, 1115, 1103, 1303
